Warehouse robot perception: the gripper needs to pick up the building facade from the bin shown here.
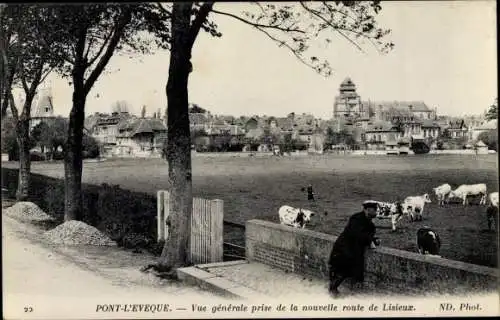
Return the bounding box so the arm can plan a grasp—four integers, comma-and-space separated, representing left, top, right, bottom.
333, 78, 367, 120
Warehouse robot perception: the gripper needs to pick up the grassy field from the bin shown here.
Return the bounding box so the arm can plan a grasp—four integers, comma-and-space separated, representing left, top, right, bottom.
4, 153, 498, 267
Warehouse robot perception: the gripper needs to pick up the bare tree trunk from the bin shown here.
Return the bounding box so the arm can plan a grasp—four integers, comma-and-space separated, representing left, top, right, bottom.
159, 2, 194, 269
15, 118, 30, 201
64, 81, 85, 221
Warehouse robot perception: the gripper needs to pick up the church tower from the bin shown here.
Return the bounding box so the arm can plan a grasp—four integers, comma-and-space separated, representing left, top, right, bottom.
30, 85, 55, 130
332, 77, 363, 120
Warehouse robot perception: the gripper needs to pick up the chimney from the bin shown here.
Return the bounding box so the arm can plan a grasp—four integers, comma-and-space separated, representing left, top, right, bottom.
377, 105, 383, 121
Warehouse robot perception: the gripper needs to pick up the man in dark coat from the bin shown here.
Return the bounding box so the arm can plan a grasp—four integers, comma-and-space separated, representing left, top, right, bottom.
327, 200, 380, 296
307, 184, 315, 201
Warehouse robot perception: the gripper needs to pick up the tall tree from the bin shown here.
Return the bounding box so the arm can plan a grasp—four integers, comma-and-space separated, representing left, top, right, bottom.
484, 99, 498, 121
31, 117, 68, 159
155, 1, 393, 271
1, 5, 59, 200
141, 105, 146, 118
40, 4, 169, 221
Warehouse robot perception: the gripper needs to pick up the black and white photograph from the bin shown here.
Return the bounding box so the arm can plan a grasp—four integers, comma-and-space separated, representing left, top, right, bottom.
1, 1, 498, 318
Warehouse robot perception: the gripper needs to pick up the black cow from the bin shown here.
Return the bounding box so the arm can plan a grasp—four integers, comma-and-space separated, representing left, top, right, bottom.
416, 227, 441, 256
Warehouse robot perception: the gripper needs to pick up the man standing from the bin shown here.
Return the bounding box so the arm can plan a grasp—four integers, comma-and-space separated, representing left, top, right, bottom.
327, 200, 380, 297
307, 184, 315, 202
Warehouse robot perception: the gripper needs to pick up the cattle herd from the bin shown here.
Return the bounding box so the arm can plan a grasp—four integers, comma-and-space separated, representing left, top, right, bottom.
279, 184, 499, 258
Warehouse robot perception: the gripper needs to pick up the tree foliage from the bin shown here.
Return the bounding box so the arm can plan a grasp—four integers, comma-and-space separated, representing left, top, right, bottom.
208, 1, 393, 76
31, 117, 67, 155
478, 130, 498, 151
1, 4, 63, 200
484, 99, 498, 121
188, 103, 207, 113
30, 4, 172, 221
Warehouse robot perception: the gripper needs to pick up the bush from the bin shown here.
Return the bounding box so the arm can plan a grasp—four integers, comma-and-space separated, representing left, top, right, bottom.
478, 130, 498, 151
2, 168, 159, 253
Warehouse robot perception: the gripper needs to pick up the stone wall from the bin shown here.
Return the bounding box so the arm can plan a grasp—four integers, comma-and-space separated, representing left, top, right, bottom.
246, 219, 499, 295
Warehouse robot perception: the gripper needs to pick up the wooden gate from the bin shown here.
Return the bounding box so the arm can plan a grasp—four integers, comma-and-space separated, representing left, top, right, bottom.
157, 190, 224, 264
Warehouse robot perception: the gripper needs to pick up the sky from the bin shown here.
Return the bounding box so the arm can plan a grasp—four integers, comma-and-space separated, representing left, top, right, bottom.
27, 1, 497, 119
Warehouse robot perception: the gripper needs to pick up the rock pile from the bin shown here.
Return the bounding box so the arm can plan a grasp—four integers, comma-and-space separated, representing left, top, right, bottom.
3, 201, 55, 223
44, 220, 117, 246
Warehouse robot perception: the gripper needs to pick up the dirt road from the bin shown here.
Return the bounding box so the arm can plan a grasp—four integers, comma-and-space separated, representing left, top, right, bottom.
2, 215, 223, 319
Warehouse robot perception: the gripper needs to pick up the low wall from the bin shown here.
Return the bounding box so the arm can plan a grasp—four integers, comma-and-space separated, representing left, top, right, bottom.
429, 149, 496, 155
245, 219, 499, 295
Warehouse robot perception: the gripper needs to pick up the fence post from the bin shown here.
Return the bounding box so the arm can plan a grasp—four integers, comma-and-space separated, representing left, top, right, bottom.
157, 191, 165, 241
163, 191, 170, 240
210, 199, 224, 262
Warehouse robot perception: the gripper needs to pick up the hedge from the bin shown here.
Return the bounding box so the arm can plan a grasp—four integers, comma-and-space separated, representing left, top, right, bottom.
2, 168, 163, 254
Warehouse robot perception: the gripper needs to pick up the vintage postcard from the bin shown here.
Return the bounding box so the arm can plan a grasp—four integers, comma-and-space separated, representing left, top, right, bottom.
1, 1, 498, 319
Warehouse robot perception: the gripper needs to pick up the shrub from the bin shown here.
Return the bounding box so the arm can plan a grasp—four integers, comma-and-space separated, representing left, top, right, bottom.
2, 168, 158, 253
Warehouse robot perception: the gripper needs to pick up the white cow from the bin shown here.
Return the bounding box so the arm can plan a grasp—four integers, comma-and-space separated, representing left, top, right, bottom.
278, 205, 315, 228
375, 201, 405, 232
403, 194, 432, 221
432, 183, 452, 206
448, 184, 487, 206
489, 192, 499, 208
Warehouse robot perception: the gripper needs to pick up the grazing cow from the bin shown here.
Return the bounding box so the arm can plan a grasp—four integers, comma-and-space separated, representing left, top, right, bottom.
486, 205, 498, 231
432, 183, 452, 206
448, 184, 487, 206
489, 192, 499, 208
403, 194, 432, 221
278, 205, 315, 228
375, 201, 405, 231
416, 227, 441, 256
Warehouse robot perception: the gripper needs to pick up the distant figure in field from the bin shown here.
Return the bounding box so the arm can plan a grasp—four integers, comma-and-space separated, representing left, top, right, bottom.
303, 184, 315, 202
327, 200, 380, 297
486, 205, 498, 231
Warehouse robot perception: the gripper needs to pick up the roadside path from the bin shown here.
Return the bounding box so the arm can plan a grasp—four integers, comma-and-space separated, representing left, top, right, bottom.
2, 214, 223, 319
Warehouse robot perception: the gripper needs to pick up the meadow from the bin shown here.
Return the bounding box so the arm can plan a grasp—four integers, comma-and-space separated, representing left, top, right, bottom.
6, 153, 498, 267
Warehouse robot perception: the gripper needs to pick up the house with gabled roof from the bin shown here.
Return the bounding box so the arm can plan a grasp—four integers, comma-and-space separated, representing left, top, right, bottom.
89, 111, 133, 149
364, 120, 401, 150
115, 117, 167, 157
445, 119, 468, 139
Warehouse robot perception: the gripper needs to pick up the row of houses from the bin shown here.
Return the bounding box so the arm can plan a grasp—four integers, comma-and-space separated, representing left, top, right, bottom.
19, 85, 497, 158
331, 78, 497, 152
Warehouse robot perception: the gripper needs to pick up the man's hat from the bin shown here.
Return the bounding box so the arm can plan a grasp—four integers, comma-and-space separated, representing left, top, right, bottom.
362, 200, 379, 209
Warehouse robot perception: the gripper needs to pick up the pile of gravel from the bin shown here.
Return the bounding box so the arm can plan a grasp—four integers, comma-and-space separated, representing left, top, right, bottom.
3, 201, 55, 223
44, 220, 117, 246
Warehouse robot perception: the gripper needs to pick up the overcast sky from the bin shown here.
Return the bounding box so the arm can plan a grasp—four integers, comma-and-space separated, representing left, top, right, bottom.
30, 1, 497, 119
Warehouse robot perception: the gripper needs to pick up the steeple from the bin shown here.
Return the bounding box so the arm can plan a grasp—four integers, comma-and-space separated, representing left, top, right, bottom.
33, 84, 54, 118
339, 77, 356, 94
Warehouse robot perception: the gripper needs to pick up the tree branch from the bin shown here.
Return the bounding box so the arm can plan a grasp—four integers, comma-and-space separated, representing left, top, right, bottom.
211, 9, 306, 34
188, 2, 214, 48
85, 29, 114, 68
18, 64, 30, 93
40, 65, 54, 84
83, 8, 131, 95
321, 1, 358, 23
299, 1, 365, 53
157, 2, 172, 17
252, 25, 328, 76
8, 91, 19, 121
